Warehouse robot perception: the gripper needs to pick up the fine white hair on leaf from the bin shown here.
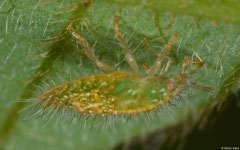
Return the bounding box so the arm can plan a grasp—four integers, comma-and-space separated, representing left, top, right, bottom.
0, 0, 7, 10
5, 16, 8, 34
3, 43, 18, 66
43, 16, 52, 36
15, 14, 22, 32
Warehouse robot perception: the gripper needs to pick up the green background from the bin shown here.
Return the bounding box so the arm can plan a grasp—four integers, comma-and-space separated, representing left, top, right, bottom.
0, 0, 240, 150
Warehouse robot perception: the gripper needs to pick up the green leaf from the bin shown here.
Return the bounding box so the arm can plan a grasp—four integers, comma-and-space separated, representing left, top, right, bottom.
0, 0, 239, 150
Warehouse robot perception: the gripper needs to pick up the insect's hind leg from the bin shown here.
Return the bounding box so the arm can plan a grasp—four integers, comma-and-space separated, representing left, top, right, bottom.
67, 24, 116, 73
113, 19, 139, 74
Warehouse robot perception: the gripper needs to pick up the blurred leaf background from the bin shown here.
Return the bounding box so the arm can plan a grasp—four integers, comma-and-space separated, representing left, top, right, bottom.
0, 0, 239, 150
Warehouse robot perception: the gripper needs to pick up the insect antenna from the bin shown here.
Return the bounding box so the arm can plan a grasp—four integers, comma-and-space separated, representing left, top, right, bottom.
188, 82, 215, 92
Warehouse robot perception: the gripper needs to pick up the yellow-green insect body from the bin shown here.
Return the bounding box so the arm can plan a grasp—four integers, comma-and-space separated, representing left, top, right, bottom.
40, 71, 193, 115
38, 19, 214, 116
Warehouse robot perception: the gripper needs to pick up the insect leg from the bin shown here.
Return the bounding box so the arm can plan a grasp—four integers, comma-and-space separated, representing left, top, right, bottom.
144, 33, 178, 77
67, 24, 116, 73
181, 59, 191, 74
113, 19, 139, 74
164, 56, 172, 74
181, 58, 204, 77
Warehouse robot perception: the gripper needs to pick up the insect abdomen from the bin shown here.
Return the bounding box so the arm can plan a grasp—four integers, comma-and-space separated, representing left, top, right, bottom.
39, 72, 169, 115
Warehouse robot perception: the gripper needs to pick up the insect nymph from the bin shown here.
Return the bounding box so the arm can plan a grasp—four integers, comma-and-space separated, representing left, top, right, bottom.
39, 19, 214, 116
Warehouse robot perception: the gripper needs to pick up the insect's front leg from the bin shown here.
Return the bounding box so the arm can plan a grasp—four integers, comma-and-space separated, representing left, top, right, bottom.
181, 59, 191, 74
181, 58, 204, 77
